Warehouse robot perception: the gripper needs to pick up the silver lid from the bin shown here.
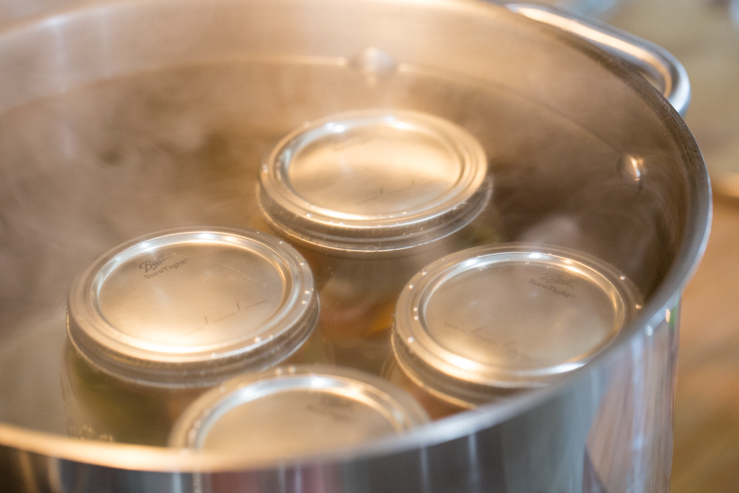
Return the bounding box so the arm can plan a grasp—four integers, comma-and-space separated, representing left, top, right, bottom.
258, 109, 491, 255
168, 365, 429, 459
392, 244, 643, 406
67, 227, 318, 387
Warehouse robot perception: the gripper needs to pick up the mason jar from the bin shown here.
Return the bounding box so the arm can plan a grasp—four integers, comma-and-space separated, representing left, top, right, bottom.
62, 227, 328, 445
169, 365, 429, 492
257, 109, 502, 375
386, 243, 643, 413
385, 243, 644, 491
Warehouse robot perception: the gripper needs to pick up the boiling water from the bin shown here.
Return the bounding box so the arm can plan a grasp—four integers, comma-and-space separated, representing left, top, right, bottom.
0, 58, 657, 440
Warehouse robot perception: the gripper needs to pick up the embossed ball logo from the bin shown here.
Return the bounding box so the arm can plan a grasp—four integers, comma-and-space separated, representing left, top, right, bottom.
139, 256, 170, 273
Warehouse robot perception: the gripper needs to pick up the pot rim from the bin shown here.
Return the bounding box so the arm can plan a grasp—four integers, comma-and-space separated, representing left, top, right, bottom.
0, 0, 712, 472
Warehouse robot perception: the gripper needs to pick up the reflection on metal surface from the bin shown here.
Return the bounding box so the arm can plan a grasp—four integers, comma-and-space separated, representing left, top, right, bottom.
587, 305, 679, 492
618, 154, 645, 187
349, 47, 397, 76
0, 0, 74, 25
497, 0, 627, 18
508, 3, 691, 115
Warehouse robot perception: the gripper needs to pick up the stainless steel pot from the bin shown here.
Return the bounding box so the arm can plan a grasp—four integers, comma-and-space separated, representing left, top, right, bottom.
0, 0, 710, 492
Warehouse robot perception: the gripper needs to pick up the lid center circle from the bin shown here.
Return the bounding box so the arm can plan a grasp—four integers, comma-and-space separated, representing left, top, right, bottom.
285, 122, 463, 218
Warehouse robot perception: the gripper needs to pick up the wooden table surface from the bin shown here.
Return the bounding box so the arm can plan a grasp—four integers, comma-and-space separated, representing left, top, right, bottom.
670, 199, 739, 493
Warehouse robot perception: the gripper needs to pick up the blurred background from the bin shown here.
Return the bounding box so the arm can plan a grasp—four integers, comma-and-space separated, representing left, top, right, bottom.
0, 0, 736, 491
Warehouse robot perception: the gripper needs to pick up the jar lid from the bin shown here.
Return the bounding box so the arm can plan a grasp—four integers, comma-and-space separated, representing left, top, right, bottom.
258, 109, 491, 255
168, 365, 429, 459
67, 228, 318, 387
392, 244, 643, 406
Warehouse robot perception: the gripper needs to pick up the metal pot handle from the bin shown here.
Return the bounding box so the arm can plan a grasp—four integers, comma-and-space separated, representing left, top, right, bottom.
506, 4, 691, 116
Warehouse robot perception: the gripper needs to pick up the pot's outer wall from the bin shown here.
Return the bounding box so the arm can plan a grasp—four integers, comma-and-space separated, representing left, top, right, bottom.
0, 307, 678, 492
0, 0, 710, 491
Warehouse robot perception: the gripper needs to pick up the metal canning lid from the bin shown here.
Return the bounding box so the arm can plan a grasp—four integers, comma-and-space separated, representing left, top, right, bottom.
258, 109, 491, 255
67, 227, 318, 387
168, 365, 429, 459
392, 243, 643, 406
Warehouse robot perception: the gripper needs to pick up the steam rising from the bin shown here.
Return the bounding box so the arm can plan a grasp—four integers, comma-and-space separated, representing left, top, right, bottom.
0, 57, 678, 435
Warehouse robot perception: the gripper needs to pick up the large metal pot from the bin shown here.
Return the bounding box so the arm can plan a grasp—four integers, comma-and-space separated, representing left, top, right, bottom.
0, 0, 710, 492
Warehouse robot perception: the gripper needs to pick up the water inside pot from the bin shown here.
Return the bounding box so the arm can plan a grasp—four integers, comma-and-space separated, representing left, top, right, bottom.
0, 57, 672, 442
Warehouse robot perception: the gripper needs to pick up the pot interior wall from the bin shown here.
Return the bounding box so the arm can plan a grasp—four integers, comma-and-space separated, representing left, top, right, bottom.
0, 0, 695, 458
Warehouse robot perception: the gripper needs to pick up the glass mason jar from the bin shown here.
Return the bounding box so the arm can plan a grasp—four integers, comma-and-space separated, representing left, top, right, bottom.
257, 109, 502, 375
385, 243, 643, 490
61, 227, 329, 446
169, 365, 429, 492
169, 365, 429, 454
